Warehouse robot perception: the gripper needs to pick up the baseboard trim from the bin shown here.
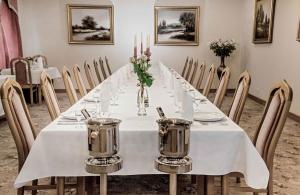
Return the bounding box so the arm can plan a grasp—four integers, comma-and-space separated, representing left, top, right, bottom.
248, 93, 300, 123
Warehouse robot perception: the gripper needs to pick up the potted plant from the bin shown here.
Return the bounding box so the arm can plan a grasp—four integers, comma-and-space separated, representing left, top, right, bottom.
209, 39, 236, 80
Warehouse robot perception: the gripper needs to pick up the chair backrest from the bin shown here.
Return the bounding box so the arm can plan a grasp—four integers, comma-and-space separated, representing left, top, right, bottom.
189, 60, 198, 85
105, 56, 112, 76
84, 61, 96, 89
1, 79, 36, 171
32, 55, 48, 68
10, 58, 32, 86
228, 71, 251, 124
40, 71, 61, 121
62, 66, 78, 105
196, 62, 206, 90
99, 57, 107, 79
202, 64, 216, 97
185, 58, 193, 81
93, 60, 102, 83
73, 64, 87, 97
253, 80, 293, 169
181, 57, 189, 77
213, 67, 231, 108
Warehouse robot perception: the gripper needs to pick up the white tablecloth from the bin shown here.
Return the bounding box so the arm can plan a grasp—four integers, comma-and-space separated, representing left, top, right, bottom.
0, 67, 61, 84
0, 75, 15, 117
14, 63, 269, 189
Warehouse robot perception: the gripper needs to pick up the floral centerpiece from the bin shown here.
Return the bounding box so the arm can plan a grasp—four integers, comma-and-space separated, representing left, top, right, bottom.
130, 55, 154, 116
209, 39, 236, 79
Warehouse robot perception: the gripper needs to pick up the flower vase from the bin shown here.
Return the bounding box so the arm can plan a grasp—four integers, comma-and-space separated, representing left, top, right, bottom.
137, 84, 148, 116
217, 56, 226, 80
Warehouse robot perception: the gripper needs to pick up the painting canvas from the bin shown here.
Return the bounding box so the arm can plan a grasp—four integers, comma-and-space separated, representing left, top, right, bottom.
253, 0, 276, 44
155, 6, 200, 46
67, 5, 114, 44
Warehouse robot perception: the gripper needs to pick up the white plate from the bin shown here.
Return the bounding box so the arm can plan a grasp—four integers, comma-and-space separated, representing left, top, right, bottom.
194, 112, 225, 122
60, 112, 84, 121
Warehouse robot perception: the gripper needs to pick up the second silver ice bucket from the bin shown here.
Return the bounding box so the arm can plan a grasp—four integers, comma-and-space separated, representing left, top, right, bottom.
87, 118, 121, 158
157, 118, 192, 158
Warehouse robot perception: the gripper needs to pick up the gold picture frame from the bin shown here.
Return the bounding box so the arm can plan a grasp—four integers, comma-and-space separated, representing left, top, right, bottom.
253, 0, 276, 44
67, 4, 114, 45
154, 6, 200, 46
297, 20, 300, 42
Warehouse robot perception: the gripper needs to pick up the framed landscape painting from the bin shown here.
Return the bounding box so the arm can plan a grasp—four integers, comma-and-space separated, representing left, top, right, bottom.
253, 0, 276, 44
154, 6, 200, 46
297, 20, 300, 42
67, 5, 114, 45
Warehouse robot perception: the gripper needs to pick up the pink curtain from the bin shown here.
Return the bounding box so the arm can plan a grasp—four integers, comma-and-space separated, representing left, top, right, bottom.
0, 0, 22, 69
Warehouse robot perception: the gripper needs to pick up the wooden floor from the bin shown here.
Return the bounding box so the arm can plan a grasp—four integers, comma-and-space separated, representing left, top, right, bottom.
0, 93, 299, 195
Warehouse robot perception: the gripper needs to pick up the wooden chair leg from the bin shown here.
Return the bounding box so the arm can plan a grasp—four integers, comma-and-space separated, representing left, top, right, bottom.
221, 176, 228, 195
38, 85, 42, 104
30, 88, 34, 104
17, 187, 24, 195
196, 175, 205, 195
57, 177, 65, 195
32, 179, 38, 195
86, 177, 94, 195
206, 176, 214, 195
267, 170, 273, 195
77, 177, 85, 195
50, 177, 56, 185
191, 175, 197, 184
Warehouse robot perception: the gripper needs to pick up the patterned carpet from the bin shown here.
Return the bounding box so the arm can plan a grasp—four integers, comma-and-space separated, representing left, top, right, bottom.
0, 93, 299, 195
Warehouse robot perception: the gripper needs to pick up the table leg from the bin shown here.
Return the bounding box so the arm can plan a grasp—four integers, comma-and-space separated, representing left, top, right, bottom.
77, 177, 85, 195
57, 177, 65, 195
170, 174, 177, 195
100, 174, 107, 195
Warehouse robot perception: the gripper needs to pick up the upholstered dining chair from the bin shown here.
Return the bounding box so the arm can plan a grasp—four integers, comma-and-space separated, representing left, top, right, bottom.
1, 79, 85, 195
184, 58, 194, 81
93, 60, 103, 84
40, 71, 61, 121
10, 57, 38, 104
105, 56, 113, 76
213, 67, 231, 108
189, 60, 199, 85
195, 62, 206, 91
99, 57, 108, 80
228, 71, 251, 124
202, 64, 216, 97
73, 64, 87, 97
32, 55, 48, 68
62, 66, 78, 105
84, 61, 96, 90
221, 80, 293, 195
181, 57, 189, 77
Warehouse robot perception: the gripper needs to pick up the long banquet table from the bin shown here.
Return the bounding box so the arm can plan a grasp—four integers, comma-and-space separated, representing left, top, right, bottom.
15, 63, 269, 190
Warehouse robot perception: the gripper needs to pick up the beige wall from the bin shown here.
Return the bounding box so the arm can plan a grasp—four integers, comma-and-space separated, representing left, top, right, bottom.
18, 0, 245, 90
18, 0, 300, 115
243, 0, 300, 116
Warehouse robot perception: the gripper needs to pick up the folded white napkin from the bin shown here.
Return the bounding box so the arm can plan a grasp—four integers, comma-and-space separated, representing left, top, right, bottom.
35, 57, 44, 69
